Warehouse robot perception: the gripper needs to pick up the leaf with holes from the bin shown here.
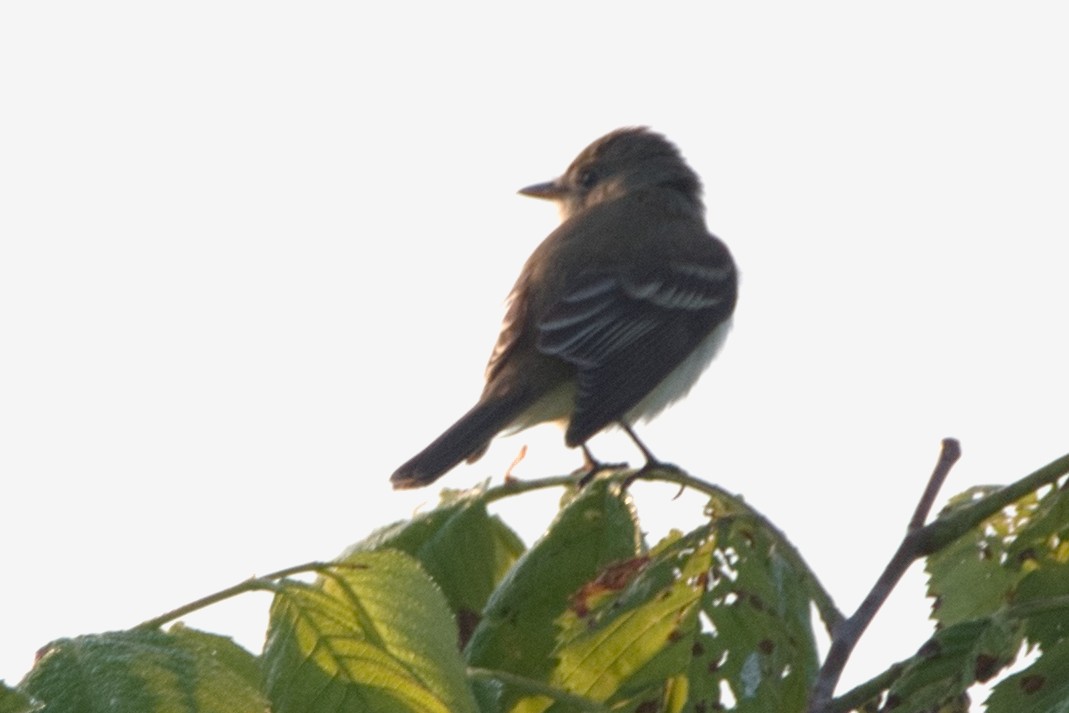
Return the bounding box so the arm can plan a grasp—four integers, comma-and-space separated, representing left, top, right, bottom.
925, 487, 1025, 627
695, 515, 820, 713
537, 526, 715, 712
985, 636, 1069, 713
1005, 482, 1069, 569
886, 615, 1022, 713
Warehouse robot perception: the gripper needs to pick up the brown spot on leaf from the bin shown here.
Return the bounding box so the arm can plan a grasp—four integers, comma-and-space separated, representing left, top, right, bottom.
569, 556, 651, 617
692, 640, 705, 657
758, 639, 775, 655
598, 556, 650, 588
1021, 674, 1045, 694
974, 653, 999, 682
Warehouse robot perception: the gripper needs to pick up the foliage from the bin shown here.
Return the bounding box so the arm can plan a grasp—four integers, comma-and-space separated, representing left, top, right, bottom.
6, 456, 1069, 713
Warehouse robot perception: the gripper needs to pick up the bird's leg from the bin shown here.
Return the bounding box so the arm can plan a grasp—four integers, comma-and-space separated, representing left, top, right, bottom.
502, 444, 527, 483
619, 422, 681, 476
575, 444, 628, 486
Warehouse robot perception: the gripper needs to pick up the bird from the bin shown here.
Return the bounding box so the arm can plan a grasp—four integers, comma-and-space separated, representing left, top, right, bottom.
390, 127, 738, 489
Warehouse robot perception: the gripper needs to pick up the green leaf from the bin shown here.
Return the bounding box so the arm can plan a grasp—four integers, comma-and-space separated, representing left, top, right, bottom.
465, 478, 642, 697
985, 637, 1069, 713
505, 506, 820, 713
470, 674, 504, 713
684, 632, 721, 711
887, 615, 1022, 713
695, 515, 820, 713
543, 527, 713, 711
1014, 566, 1069, 649
1005, 481, 1069, 568
346, 492, 525, 643
0, 682, 38, 713
19, 627, 265, 713
264, 549, 477, 713
168, 624, 263, 690
925, 487, 1025, 627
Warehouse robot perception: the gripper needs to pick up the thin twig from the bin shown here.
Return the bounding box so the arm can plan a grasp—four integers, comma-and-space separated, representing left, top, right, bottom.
482, 474, 575, 503
914, 450, 1069, 556
908, 438, 961, 530
807, 439, 961, 713
136, 560, 351, 631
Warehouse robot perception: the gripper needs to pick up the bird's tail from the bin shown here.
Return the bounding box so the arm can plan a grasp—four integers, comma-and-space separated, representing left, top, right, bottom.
390, 395, 528, 489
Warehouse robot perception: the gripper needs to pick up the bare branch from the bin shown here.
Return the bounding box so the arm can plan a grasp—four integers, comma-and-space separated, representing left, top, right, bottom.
811, 445, 1069, 712
807, 439, 961, 712
908, 438, 961, 530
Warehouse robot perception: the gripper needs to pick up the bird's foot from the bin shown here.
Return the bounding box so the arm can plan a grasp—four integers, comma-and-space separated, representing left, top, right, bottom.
575, 445, 628, 487
623, 459, 684, 489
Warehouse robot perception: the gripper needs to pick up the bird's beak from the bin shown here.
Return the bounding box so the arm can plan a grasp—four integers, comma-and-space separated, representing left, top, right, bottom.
518, 180, 565, 200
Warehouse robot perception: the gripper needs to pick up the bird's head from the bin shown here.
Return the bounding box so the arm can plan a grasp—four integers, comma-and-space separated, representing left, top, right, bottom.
519, 127, 703, 220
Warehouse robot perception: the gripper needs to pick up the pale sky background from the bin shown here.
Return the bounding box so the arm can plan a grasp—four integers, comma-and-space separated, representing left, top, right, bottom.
2, 2, 1067, 704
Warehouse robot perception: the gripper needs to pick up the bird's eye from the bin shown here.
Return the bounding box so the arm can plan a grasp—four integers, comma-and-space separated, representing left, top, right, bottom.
577, 168, 598, 189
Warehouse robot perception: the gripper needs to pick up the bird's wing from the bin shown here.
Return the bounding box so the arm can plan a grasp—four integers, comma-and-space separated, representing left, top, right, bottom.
537, 257, 736, 446
484, 278, 530, 383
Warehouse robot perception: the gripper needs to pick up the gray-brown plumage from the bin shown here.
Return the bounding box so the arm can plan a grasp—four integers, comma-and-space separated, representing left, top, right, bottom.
391, 128, 737, 489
